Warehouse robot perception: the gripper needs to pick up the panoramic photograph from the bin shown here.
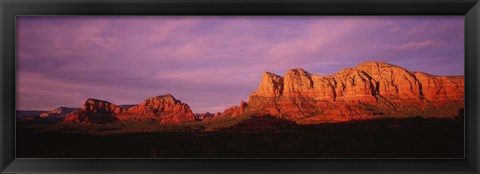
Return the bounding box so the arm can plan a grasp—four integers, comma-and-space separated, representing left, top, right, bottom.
16, 16, 464, 158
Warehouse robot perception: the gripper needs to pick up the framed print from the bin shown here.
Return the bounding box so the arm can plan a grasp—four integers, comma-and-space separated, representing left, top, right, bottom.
1, 0, 479, 173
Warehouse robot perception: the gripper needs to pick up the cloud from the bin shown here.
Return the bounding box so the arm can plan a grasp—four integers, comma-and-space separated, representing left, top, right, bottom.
397, 40, 445, 50
370, 40, 445, 50
16, 16, 464, 112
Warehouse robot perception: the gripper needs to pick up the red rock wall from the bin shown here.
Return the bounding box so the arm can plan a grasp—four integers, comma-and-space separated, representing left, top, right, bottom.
224, 62, 464, 123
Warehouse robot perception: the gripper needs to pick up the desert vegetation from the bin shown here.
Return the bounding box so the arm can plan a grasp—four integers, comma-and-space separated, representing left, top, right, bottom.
17, 115, 463, 158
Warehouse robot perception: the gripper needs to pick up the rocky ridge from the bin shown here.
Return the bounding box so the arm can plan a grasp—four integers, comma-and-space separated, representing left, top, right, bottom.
64, 94, 196, 124
221, 61, 464, 123
39, 107, 79, 121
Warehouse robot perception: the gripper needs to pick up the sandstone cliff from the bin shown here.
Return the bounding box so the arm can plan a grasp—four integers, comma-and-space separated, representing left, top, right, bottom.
120, 94, 196, 123
64, 99, 120, 124
64, 94, 196, 124
222, 62, 464, 123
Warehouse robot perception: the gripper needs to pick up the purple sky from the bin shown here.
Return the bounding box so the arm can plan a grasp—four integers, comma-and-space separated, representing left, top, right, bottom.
16, 16, 464, 113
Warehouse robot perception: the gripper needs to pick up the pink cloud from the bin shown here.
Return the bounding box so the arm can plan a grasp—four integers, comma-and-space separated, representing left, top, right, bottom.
16, 16, 464, 113
370, 40, 445, 50
397, 40, 445, 50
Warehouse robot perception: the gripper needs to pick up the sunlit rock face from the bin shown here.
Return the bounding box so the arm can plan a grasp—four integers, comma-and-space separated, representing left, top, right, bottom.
64, 94, 196, 124
413, 72, 464, 102
251, 72, 284, 97
64, 99, 120, 124
220, 100, 248, 118
223, 61, 464, 123
123, 94, 196, 123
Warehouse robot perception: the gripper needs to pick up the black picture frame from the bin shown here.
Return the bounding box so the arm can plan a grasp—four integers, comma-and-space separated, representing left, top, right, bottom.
1, 0, 479, 173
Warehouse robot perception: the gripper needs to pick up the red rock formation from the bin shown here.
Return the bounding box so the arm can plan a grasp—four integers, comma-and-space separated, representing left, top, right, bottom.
64, 94, 196, 124
220, 100, 248, 117
413, 72, 464, 102
64, 99, 120, 124
121, 94, 195, 123
223, 61, 464, 123
40, 107, 78, 119
251, 72, 284, 97
283, 68, 316, 98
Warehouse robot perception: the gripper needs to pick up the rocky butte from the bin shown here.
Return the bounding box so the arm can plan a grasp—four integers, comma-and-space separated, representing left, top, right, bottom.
64, 94, 196, 124
39, 107, 79, 121
221, 61, 464, 124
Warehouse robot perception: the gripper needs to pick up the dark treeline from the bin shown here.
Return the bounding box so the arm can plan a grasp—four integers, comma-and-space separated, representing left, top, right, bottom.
17, 117, 463, 158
